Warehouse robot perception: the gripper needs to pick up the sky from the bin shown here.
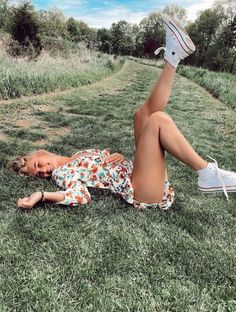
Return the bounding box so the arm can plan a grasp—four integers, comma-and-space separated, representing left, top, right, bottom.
11, 0, 219, 28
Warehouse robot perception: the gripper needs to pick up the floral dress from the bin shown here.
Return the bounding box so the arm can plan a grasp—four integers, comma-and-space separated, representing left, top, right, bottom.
51, 149, 174, 210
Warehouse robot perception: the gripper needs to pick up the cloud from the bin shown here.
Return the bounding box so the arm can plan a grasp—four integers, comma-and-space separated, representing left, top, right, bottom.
50, 0, 85, 10
62, 0, 220, 28
9, 0, 224, 28
185, 0, 215, 20
8, 0, 21, 5
71, 6, 148, 28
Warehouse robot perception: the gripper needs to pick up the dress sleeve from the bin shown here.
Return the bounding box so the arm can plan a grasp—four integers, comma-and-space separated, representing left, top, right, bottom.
56, 180, 91, 206
75, 148, 110, 157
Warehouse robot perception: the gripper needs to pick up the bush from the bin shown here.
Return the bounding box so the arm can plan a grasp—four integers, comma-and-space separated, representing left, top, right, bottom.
7, 38, 40, 59
41, 36, 79, 57
106, 59, 115, 70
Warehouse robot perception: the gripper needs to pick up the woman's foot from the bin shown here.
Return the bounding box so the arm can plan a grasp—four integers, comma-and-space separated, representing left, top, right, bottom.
155, 13, 196, 68
197, 158, 236, 200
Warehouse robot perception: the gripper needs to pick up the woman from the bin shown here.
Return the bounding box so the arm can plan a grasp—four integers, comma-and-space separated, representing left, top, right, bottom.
8, 14, 236, 210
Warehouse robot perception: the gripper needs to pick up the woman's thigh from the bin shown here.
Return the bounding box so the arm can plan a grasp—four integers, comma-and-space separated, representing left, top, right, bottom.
131, 115, 167, 203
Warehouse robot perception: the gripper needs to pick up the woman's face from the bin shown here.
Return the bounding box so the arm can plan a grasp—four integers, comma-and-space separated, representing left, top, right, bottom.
26, 150, 58, 178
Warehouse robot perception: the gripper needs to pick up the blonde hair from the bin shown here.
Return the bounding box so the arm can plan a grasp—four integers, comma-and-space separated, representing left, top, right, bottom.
7, 152, 35, 176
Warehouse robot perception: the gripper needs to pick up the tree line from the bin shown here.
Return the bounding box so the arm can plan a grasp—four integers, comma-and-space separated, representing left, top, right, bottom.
0, 0, 235, 73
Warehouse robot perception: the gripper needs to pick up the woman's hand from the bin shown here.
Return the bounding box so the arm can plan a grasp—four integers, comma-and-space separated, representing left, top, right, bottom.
17, 192, 42, 209
105, 153, 124, 165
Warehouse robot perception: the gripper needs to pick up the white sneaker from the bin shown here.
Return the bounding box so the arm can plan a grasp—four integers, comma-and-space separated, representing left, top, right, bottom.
198, 157, 236, 200
155, 13, 196, 68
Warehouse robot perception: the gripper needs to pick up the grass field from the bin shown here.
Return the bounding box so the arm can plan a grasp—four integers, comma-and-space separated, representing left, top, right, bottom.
0, 60, 236, 311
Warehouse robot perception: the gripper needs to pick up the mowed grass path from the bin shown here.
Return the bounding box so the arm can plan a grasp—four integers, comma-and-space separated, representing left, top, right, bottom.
0, 60, 235, 312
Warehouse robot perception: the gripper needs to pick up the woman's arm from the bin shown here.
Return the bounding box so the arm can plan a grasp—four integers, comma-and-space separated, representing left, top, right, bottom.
17, 182, 91, 209
105, 153, 125, 164
72, 149, 124, 164
17, 191, 65, 209
72, 148, 110, 159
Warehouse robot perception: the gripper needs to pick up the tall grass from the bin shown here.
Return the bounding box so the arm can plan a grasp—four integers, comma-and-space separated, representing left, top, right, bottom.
0, 47, 124, 100
177, 65, 236, 110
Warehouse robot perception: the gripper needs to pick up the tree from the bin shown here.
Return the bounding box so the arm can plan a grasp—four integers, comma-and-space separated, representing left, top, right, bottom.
66, 17, 80, 42
228, 14, 236, 72
37, 8, 68, 38
231, 14, 236, 48
0, 0, 12, 32
10, 1, 42, 55
121, 22, 137, 55
110, 20, 132, 55
217, 16, 236, 55
187, 8, 224, 66
86, 28, 97, 49
214, 0, 236, 20
162, 4, 187, 25
139, 12, 164, 57
97, 28, 112, 53
131, 24, 141, 56
76, 20, 97, 48
77, 21, 91, 41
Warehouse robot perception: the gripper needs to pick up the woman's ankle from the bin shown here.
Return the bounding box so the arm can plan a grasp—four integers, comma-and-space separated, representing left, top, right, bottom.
195, 161, 208, 172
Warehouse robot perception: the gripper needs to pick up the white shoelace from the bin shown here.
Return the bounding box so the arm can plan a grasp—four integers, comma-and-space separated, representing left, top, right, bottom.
154, 47, 166, 56
207, 156, 229, 201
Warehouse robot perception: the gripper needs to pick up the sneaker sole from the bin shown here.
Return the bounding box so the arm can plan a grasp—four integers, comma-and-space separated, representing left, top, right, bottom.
161, 13, 196, 56
198, 185, 236, 193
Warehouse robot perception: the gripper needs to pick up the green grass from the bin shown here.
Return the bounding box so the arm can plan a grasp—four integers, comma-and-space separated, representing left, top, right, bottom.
129, 57, 236, 111
0, 60, 235, 311
177, 65, 236, 111
0, 48, 124, 100
4, 128, 47, 142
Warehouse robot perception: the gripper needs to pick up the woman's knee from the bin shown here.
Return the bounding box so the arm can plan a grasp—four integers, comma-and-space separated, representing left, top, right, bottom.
147, 111, 173, 127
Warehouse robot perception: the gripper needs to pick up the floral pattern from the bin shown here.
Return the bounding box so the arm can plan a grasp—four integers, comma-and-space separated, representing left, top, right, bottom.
51, 148, 174, 210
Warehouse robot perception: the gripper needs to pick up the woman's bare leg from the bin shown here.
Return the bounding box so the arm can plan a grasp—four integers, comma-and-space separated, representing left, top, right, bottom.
134, 61, 176, 147
132, 112, 207, 203
133, 61, 176, 182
